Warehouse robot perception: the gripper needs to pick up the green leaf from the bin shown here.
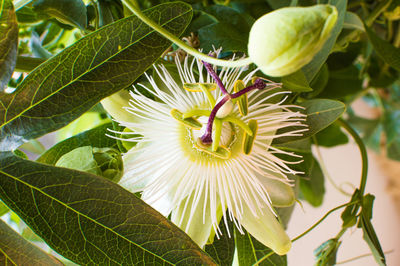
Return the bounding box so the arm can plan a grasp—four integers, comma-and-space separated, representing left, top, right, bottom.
282, 70, 313, 92
302, 0, 347, 82
0, 2, 192, 151
341, 189, 360, 229
343, 11, 364, 31
32, 0, 87, 30
0, 200, 9, 216
205, 219, 235, 266
0, 151, 215, 265
0, 219, 63, 265
196, 5, 254, 53
358, 194, 386, 266
235, 228, 286, 266
365, 24, 400, 72
37, 123, 117, 165
387, 138, 400, 161
0, 0, 18, 92
314, 238, 341, 266
383, 109, 400, 145
315, 123, 348, 147
273, 99, 346, 144
299, 157, 325, 207
318, 65, 363, 99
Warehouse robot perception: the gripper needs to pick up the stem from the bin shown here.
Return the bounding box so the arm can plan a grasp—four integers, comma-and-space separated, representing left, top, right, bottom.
120, 0, 252, 68
337, 119, 368, 196
365, 0, 393, 26
13, 0, 32, 10
231, 79, 266, 99
291, 201, 359, 242
200, 95, 229, 144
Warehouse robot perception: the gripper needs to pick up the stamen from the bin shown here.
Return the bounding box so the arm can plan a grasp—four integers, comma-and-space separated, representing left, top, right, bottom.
231, 79, 266, 99
242, 120, 258, 155
233, 80, 248, 116
170, 109, 202, 129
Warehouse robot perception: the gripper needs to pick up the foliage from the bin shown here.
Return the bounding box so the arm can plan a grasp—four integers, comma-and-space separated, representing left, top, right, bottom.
1, 0, 397, 265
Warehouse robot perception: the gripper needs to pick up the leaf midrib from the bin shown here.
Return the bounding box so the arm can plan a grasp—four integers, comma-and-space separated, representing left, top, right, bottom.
1, 5, 191, 130
0, 167, 174, 265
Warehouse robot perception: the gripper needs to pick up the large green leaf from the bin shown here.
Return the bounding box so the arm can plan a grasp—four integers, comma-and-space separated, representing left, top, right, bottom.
365, 24, 400, 72
0, 152, 215, 265
273, 99, 346, 144
0, 0, 18, 91
205, 219, 235, 265
302, 0, 347, 82
299, 157, 325, 207
0, 219, 63, 265
0, 2, 192, 151
37, 123, 117, 165
235, 228, 286, 266
32, 0, 87, 30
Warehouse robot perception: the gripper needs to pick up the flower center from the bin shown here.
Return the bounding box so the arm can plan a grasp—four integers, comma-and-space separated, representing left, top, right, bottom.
170, 60, 281, 160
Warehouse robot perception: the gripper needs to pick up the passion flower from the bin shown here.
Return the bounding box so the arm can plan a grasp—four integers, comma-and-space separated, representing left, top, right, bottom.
102, 52, 307, 255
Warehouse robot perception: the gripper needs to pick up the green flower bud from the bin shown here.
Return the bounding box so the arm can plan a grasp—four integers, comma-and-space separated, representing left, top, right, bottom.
248, 4, 338, 77
55, 146, 123, 183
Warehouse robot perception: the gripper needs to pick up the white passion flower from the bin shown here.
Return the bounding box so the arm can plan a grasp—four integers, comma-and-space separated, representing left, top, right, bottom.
101, 54, 307, 255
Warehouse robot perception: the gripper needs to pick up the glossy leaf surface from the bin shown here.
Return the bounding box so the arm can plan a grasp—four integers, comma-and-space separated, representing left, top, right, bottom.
0, 151, 215, 265
0, 2, 192, 151
0, 0, 18, 91
0, 219, 63, 265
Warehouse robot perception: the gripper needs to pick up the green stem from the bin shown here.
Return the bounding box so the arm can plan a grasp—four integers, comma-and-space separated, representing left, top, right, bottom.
336, 0, 392, 49
291, 200, 359, 242
337, 119, 368, 196
365, 0, 393, 26
120, 0, 252, 68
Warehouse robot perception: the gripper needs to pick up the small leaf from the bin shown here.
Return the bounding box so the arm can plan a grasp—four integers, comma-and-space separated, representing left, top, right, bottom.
274, 99, 346, 144
235, 228, 287, 266
314, 238, 341, 266
299, 157, 325, 207
343, 11, 364, 31
341, 189, 361, 229
318, 65, 363, 99
0, 2, 193, 151
358, 194, 386, 266
315, 123, 348, 147
282, 70, 313, 92
365, 24, 400, 72
0, 219, 63, 265
0, 0, 18, 91
0, 151, 215, 265
205, 219, 235, 266
37, 123, 117, 165
302, 0, 347, 82
32, 0, 87, 30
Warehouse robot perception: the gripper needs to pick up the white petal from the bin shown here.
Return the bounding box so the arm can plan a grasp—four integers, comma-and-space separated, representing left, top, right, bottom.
239, 204, 291, 255
101, 90, 132, 123
171, 189, 222, 248
256, 172, 295, 207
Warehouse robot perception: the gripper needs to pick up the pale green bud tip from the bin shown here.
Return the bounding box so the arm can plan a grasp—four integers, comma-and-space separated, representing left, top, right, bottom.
248, 4, 338, 77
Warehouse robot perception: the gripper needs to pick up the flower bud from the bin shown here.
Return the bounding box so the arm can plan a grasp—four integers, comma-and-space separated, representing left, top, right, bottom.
56, 146, 123, 183
248, 5, 338, 77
